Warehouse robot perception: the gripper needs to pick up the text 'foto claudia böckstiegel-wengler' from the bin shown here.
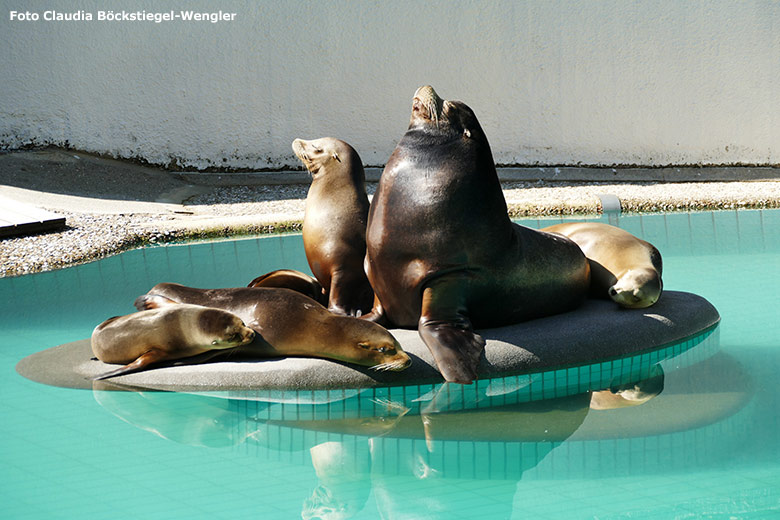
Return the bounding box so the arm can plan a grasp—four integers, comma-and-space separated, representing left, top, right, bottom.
8, 10, 238, 23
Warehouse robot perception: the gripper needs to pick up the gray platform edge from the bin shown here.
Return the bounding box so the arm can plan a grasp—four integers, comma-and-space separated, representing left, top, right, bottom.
16, 291, 720, 393
0, 196, 66, 238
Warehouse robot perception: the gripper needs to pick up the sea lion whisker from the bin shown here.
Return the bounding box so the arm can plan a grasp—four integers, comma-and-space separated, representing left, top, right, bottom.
429, 99, 439, 128
370, 360, 406, 372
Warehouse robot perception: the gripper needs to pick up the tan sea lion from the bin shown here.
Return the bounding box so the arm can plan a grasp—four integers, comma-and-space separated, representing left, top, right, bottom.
292, 137, 374, 317
247, 269, 327, 305
542, 222, 663, 309
363, 86, 590, 384
135, 284, 411, 371
91, 304, 256, 380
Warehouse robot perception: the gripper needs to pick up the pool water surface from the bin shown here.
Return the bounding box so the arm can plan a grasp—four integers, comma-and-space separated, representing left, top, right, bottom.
1, 210, 779, 519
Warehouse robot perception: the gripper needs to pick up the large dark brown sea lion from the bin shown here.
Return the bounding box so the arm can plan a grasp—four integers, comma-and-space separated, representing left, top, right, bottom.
292, 137, 374, 317
364, 86, 590, 384
135, 284, 411, 371
542, 222, 663, 309
91, 304, 256, 380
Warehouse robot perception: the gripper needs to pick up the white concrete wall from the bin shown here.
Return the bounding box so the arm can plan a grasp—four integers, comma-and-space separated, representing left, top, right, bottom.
2, 0, 779, 169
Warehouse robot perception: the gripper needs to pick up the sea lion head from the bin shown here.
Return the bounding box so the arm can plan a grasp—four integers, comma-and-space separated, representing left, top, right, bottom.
408, 85, 486, 144
292, 137, 358, 178
196, 308, 256, 348
609, 268, 663, 309
332, 318, 412, 371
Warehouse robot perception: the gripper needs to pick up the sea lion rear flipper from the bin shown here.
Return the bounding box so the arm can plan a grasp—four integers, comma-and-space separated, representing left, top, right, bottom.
247, 269, 327, 305
92, 348, 171, 380
418, 281, 485, 385
134, 294, 180, 311
92, 349, 236, 381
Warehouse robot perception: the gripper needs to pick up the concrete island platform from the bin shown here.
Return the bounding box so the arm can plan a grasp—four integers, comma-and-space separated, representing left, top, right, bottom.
17, 291, 720, 396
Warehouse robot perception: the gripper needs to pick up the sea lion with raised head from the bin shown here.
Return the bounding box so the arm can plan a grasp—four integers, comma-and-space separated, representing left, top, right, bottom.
91, 304, 256, 380
364, 86, 590, 384
292, 137, 374, 317
542, 222, 663, 309
135, 284, 411, 371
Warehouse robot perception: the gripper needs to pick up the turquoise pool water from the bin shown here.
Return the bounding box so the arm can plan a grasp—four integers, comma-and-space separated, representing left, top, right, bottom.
1, 210, 779, 519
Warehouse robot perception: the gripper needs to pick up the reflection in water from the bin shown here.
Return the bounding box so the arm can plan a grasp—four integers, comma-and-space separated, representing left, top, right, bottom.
304, 441, 372, 520
93, 382, 248, 448
91, 339, 753, 519
589, 364, 665, 410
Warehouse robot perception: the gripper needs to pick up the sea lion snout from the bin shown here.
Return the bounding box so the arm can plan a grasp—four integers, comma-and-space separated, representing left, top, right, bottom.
292, 137, 343, 175
388, 347, 413, 371
227, 321, 255, 345
412, 85, 444, 123
609, 285, 641, 307
352, 333, 411, 372
209, 321, 255, 348
609, 285, 658, 309
372, 346, 412, 372
609, 268, 662, 309
413, 85, 440, 103
291, 138, 313, 169
240, 327, 255, 344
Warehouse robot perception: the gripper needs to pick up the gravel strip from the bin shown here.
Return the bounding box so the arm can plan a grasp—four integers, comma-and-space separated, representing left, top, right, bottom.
502, 181, 780, 215
2, 181, 780, 278
1, 214, 169, 276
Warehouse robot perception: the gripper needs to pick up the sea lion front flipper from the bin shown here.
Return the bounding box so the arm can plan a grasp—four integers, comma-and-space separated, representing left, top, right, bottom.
93, 348, 171, 380
360, 294, 390, 326
418, 279, 485, 385
134, 294, 180, 311
327, 269, 374, 317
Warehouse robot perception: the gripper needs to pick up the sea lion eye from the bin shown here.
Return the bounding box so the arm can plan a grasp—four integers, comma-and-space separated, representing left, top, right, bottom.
463, 129, 471, 138
358, 343, 371, 350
